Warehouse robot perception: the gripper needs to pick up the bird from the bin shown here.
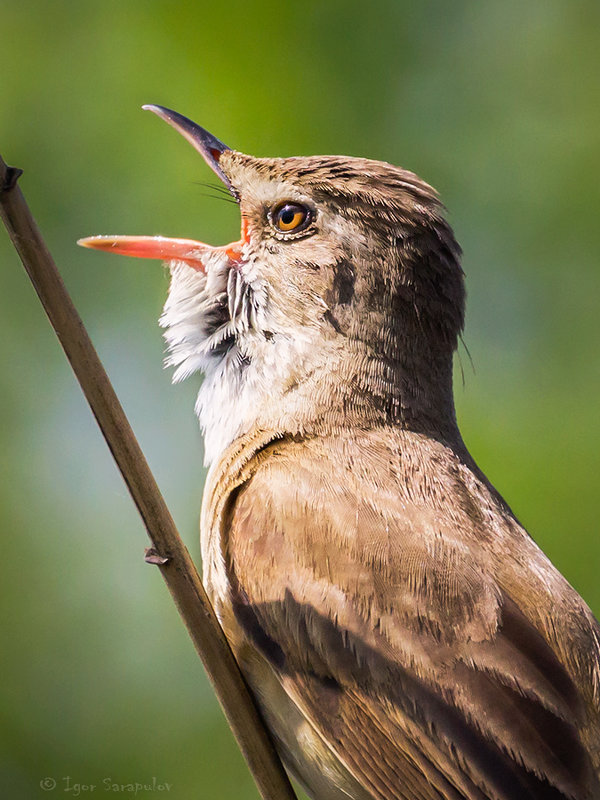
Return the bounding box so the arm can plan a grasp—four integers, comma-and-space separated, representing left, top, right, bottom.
79, 106, 600, 800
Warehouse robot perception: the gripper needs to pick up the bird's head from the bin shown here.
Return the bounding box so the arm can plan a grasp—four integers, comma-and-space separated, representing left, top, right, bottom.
80, 106, 465, 461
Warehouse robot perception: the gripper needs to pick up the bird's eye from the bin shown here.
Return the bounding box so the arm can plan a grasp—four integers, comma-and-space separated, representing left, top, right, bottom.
271, 202, 311, 233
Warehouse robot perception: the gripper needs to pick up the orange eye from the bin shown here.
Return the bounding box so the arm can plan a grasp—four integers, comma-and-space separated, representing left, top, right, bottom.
272, 202, 311, 233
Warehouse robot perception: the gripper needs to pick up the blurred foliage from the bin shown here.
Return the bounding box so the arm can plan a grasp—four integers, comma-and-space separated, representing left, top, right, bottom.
1, 1, 599, 798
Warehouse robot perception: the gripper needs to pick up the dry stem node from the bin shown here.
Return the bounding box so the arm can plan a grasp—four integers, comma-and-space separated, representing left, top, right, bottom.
144, 546, 171, 566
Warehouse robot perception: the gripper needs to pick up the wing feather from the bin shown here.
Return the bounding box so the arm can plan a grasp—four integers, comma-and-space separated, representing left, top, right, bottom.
217, 433, 600, 799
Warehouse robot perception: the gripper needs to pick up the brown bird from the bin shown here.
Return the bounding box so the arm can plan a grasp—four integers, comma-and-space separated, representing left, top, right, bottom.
80, 106, 600, 800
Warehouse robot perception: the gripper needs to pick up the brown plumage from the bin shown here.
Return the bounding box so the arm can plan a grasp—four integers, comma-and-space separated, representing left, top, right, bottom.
80, 107, 600, 799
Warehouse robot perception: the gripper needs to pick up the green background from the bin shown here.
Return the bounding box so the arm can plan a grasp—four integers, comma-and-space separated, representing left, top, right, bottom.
2, 1, 599, 798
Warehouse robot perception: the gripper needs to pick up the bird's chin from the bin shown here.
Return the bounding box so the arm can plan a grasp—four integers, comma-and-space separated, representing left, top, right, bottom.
77, 230, 261, 384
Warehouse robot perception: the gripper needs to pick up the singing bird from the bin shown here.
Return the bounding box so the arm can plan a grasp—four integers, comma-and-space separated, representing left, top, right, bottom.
80, 106, 600, 800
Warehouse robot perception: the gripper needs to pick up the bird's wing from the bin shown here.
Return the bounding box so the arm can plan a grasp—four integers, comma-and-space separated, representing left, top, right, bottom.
221, 434, 600, 800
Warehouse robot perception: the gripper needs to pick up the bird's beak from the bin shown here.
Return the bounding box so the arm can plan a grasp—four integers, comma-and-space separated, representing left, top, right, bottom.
141, 104, 237, 198
78, 105, 243, 272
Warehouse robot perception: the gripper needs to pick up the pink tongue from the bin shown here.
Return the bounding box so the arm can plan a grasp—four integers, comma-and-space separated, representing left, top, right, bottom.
77, 235, 213, 270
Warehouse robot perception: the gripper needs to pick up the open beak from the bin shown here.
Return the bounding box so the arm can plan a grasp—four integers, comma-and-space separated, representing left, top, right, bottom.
78, 105, 243, 272
77, 234, 243, 271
